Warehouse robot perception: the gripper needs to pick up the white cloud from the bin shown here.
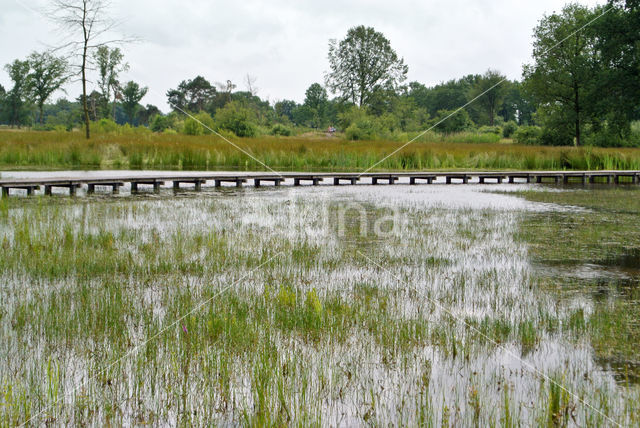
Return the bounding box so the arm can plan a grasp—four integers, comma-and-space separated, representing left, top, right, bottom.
0, 0, 603, 112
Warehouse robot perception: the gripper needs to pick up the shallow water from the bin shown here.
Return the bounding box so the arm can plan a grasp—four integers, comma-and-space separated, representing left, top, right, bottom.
0, 173, 638, 426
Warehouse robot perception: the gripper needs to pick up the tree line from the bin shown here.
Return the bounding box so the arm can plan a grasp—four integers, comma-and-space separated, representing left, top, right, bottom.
0, 0, 638, 147
1, 46, 148, 129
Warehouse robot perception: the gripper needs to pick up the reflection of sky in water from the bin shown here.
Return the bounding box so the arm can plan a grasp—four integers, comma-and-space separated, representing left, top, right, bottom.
0, 171, 635, 426
0, 169, 586, 212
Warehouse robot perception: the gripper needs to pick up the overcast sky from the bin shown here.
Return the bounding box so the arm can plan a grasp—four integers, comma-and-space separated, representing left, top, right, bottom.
1, 0, 602, 112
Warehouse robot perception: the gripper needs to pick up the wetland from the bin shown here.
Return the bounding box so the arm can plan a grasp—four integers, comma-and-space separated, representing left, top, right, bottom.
0, 179, 639, 426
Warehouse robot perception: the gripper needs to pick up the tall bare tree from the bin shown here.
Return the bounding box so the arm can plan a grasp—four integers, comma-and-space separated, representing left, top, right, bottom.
50, 0, 123, 139
244, 74, 258, 96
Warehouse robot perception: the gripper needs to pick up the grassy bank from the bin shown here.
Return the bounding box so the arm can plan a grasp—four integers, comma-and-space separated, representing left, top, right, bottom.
2, 130, 640, 171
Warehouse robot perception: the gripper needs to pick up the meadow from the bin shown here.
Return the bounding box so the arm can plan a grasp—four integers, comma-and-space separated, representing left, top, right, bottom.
2, 130, 640, 172
0, 182, 638, 426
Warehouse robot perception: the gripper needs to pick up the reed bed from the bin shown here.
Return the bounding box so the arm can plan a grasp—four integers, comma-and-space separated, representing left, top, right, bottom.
2, 130, 640, 171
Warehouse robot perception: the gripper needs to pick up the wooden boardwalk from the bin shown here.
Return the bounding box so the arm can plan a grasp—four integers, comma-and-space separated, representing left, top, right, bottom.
1, 170, 639, 197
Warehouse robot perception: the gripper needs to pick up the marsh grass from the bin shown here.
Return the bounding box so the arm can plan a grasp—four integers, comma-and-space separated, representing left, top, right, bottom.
515, 187, 640, 392
2, 130, 640, 171
0, 186, 638, 425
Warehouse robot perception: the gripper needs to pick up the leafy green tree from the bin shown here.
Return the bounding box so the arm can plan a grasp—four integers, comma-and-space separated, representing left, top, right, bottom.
120, 81, 148, 124
407, 82, 430, 110
390, 96, 429, 132
182, 111, 215, 135
150, 113, 179, 133
230, 91, 273, 125
339, 106, 380, 140
299, 83, 328, 128
274, 99, 298, 122
408, 77, 477, 118
183, 117, 203, 135
469, 69, 506, 126
366, 87, 398, 117
0, 85, 6, 120
214, 101, 257, 137
304, 83, 328, 111
326, 25, 408, 107
498, 81, 535, 125
76, 90, 102, 121
292, 105, 315, 128
167, 76, 216, 112
3, 59, 32, 127
592, 1, 640, 137
94, 46, 128, 119
136, 104, 161, 127
337, 105, 368, 130
523, 4, 599, 146
44, 98, 82, 130
432, 109, 473, 134
323, 98, 344, 127
26, 51, 69, 124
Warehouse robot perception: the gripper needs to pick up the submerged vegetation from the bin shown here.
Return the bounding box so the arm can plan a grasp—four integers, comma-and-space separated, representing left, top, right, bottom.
0, 183, 639, 425
3, 130, 640, 172
516, 187, 640, 385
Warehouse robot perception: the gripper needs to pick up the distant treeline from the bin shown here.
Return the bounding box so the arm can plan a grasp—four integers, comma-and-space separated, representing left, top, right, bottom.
0, 1, 638, 147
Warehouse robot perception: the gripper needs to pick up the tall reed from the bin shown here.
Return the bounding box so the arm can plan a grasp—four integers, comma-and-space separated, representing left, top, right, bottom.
2, 130, 640, 171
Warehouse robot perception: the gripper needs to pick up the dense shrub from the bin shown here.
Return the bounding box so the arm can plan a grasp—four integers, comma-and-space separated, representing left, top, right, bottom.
582, 120, 640, 148
585, 131, 635, 148
182, 112, 215, 136
150, 115, 176, 133
345, 124, 366, 140
90, 120, 152, 136
270, 124, 292, 136
195, 112, 215, 134
631, 121, 640, 146
502, 121, 518, 138
182, 117, 204, 135
540, 126, 574, 146
215, 101, 257, 137
45, 109, 81, 131
514, 126, 542, 145
442, 132, 501, 144
478, 125, 502, 135
432, 109, 473, 133
95, 118, 119, 133
345, 119, 378, 140
338, 106, 369, 129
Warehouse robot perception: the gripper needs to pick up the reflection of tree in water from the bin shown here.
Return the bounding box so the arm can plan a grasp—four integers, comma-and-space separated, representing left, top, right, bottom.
589, 278, 640, 385
518, 188, 640, 388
